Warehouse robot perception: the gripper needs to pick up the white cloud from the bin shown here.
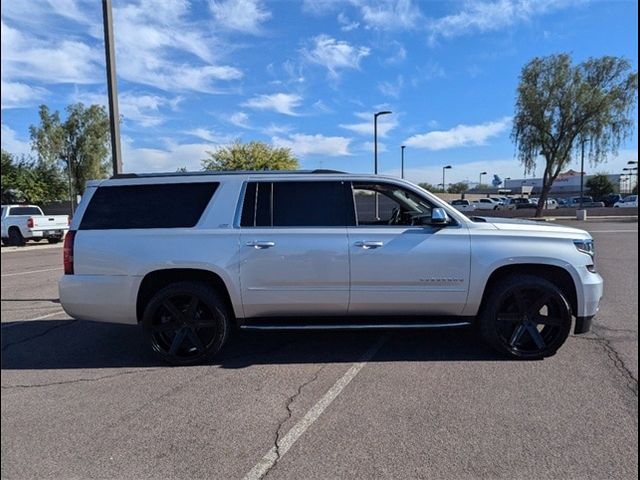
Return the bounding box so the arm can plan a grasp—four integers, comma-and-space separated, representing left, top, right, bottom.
184, 128, 234, 144
1, 124, 32, 156
404, 117, 512, 150
210, 0, 271, 34
377, 75, 404, 98
359, 0, 422, 30
272, 133, 352, 157
337, 12, 359, 31
303, 35, 370, 78
230, 112, 251, 128
428, 0, 579, 44
340, 111, 398, 137
242, 93, 303, 116
121, 136, 218, 172
1, 80, 48, 109
1, 20, 101, 85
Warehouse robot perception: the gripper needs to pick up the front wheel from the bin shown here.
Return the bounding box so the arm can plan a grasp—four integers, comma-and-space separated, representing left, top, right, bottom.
142, 281, 230, 365
480, 274, 572, 359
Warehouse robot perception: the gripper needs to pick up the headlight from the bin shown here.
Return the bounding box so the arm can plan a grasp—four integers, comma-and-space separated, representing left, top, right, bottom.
574, 239, 595, 258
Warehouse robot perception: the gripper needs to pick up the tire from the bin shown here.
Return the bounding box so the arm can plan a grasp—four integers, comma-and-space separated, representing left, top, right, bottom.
480, 274, 572, 359
142, 281, 231, 366
47, 238, 61, 244
8, 228, 25, 247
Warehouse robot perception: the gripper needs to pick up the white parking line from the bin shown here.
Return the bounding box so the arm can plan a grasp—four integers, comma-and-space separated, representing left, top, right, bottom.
1, 267, 63, 278
1, 309, 66, 329
243, 335, 387, 480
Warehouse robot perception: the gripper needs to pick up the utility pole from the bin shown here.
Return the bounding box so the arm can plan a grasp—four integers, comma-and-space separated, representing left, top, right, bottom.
102, 0, 123, 175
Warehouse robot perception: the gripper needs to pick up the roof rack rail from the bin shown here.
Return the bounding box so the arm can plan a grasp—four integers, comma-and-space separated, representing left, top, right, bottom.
111, 169, 348, 179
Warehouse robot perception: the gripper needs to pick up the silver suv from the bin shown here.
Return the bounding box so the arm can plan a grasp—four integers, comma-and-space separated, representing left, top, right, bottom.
59, 171, 603, 365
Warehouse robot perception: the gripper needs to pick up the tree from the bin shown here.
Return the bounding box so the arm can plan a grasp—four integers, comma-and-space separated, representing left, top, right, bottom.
1, 149, 67, 204
447, 182, 470, 194
586, 173, 615, 200
202, 140, 298, 171
418, 182, 442, 193
30, 103, 111, 195
512, 54, 638, 217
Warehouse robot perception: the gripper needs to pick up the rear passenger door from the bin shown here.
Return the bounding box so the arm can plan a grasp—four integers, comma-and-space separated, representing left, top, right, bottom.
238, 180, 352, 318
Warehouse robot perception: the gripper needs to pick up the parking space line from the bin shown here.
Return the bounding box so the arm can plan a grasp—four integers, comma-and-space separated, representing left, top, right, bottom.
1, 267, 62, 277
1, 309, 66, 329
243, 335, 388, 480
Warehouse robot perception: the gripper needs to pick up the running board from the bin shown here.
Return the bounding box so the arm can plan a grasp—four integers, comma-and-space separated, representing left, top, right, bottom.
239, 321, 472, 331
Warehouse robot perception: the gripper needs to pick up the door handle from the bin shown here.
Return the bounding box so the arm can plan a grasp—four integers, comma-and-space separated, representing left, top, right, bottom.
245, 240, 276, 249
354, 241, 384, 249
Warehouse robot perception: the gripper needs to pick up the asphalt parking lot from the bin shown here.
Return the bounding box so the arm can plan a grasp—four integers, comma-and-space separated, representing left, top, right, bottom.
1, 218, 638, 479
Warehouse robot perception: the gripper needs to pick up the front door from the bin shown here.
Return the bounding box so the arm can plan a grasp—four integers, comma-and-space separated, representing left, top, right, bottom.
347, 181, 471, 316
239, 180, 352, 318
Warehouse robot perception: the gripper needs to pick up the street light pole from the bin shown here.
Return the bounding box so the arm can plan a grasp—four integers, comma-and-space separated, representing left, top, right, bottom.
102, 0, 123, 175
373, 111, 391, 219
479, 171, 487, 190
442, 165, 451, 193
401, 145, 405, 179
579, 138, 587, 210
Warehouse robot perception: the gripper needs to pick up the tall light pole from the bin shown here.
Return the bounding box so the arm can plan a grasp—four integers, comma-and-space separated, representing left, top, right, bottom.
627, 161, 638, 193
400, 145, 406, 179
442, 165, 452, 193
479, 171, 487, 190
102, 0, 123, 175
373, 110, 391, 219
579, 138, 587, 210
373, 111, 392, 175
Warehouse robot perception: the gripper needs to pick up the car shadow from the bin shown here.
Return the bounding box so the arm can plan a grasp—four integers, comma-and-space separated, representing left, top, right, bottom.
1, 319, 509, 370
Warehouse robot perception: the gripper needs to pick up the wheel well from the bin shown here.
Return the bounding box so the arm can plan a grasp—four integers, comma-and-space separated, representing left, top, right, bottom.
136, 268, 234, 322
480, 264, 578, 316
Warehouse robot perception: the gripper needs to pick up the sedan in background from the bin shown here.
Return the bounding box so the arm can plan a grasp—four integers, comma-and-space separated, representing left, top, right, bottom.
613, 195, 638, 208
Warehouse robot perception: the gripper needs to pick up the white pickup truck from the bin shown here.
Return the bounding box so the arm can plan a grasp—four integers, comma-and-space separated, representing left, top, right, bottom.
1, 204, 69, 246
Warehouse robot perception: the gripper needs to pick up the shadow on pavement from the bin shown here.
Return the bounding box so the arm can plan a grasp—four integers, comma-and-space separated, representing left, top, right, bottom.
1, 319, 507, 370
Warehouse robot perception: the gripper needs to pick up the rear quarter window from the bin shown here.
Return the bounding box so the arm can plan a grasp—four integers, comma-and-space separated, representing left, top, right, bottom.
79, 182, 218, 230
9, 207, 42, 216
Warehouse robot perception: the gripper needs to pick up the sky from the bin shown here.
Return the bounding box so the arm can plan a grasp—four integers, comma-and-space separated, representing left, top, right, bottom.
1, 0, 638, 186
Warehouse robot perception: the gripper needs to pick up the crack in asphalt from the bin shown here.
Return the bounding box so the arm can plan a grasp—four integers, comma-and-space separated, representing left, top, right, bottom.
573, 334, 638, 397
263, 366, 326, 480
1, 320, 77, 352
1, 369, 157, 390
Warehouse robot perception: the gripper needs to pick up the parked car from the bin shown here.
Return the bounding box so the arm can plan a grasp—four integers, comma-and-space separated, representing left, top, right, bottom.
450, 199, 477, 212
506, 197, 537, 209
1, 204, 69, 246
613, 195, 638, 208
602, 194, 623, 207
530, 198, 558, 209
473, 198, 501, 210
565, 196, 605, 208
59, 171, 602, 365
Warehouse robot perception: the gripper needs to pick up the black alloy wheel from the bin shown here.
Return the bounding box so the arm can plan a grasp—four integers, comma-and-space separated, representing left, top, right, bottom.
8, 228, 25, 246
481, 274, 572, 359
142, 281, 230, 365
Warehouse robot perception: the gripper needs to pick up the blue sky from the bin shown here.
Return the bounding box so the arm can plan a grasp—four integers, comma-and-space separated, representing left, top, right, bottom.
1, 0, 638, 186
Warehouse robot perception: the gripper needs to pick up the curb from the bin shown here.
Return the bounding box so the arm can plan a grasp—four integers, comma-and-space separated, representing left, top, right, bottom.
1, 243, 63, 254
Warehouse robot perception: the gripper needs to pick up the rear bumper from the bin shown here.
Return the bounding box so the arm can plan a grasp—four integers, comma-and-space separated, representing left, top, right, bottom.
59, 274, 140, 325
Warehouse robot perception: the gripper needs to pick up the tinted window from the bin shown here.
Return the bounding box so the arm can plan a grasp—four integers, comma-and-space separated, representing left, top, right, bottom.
9, 207, 42, 216
353, 182, 434, 226
240, 182, 272, 227
80, 182, 218, 230
240, 181, 351, 227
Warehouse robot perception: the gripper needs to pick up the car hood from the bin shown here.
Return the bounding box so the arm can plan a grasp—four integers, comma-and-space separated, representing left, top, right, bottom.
472, 216, 591, 237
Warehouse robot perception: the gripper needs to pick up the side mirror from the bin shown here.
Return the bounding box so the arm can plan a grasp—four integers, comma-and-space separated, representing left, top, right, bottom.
430, 208, 450, 226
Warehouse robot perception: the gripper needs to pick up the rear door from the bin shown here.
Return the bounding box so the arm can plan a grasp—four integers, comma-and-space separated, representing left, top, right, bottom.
239, 180, 352, 318
347, 181, 471, 316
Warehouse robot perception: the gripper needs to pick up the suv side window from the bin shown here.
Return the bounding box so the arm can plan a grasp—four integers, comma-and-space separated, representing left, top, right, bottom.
352, 182, 435, 226
240, 181, 352, 227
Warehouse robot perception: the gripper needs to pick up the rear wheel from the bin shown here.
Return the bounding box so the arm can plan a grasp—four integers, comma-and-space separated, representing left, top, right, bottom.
8, 228, 25, 247
142, 281, 230, 365
480, 274, 572, 359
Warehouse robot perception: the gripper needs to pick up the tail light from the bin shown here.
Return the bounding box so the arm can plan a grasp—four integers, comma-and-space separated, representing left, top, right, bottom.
27, 217, 34, 228
63, 231, 76, 275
